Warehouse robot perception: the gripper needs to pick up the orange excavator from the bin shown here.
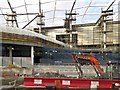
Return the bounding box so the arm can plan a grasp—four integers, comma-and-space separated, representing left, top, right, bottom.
72, 53, 104, 78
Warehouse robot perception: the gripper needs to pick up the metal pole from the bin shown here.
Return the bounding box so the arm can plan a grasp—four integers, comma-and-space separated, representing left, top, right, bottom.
69, 20, 72, 48
69, 0, 76, 48
39, 0, 42, 33
65, 0, 77, 48
22, 15, 38, 29
103, 16, 107, 49
7, 0, 19, 27
68, 0, 76, 19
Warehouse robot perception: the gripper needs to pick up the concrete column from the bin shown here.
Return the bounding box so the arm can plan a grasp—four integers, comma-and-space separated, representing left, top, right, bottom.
31, 46, 34, 65
9, 47, 13, 65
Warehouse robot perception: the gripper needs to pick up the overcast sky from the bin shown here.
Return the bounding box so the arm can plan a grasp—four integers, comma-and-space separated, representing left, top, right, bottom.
0, 0, 119, 29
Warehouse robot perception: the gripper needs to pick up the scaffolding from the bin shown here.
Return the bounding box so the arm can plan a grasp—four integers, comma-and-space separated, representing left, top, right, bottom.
93, 9, 114, 52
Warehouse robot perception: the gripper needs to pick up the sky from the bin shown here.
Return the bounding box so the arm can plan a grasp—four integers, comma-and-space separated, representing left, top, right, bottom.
0, 0, 119, 29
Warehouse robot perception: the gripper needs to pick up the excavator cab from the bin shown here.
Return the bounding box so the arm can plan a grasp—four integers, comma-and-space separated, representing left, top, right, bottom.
72, 53, 104, 78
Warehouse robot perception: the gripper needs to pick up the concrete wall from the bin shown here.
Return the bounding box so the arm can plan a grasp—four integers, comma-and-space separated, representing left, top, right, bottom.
75, 25, 95, 45
46, 28, 67, 39
1, 57, 32, 67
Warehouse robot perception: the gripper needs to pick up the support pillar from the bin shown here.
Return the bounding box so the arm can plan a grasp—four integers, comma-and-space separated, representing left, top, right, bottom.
9, 47, 13, 65
69, 21, 73, 48
103, 20, 107, 49
31, 46, 34, 65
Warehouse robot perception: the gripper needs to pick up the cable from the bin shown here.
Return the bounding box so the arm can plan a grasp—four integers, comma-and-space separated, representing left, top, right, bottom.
17, 20, 28, 23
13, 4, 37, 9
53, 0, 57, 24
0, 7, 9, 9
57, 0, 73, 1
41, 1, 55, 4
24, 0, 30, 23
45, 17, 63, 20
0, 7, 6, 21
81, 0, 93, 23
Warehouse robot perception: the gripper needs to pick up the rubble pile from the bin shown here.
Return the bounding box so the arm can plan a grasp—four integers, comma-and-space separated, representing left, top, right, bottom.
35, 72, 68, 78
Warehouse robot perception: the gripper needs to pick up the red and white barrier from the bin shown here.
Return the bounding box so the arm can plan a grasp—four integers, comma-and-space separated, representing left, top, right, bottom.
24, 77, 120, 89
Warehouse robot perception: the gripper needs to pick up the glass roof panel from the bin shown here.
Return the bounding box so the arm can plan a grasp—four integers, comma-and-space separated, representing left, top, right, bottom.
0, 0, 119, 28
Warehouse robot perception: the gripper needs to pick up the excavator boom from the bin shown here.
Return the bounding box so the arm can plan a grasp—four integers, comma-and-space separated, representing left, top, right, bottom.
72, 53, 104, 78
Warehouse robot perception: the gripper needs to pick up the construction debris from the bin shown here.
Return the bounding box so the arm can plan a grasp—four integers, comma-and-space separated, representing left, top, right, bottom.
35, 72, 68, 78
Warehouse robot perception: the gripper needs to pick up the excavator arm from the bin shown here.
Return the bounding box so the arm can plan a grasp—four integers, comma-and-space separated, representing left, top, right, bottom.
72, 53, 83, 78
72, 53, 104, 78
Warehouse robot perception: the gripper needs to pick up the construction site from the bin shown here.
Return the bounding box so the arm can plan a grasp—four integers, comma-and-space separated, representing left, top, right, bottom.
0, 0, 120, 90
